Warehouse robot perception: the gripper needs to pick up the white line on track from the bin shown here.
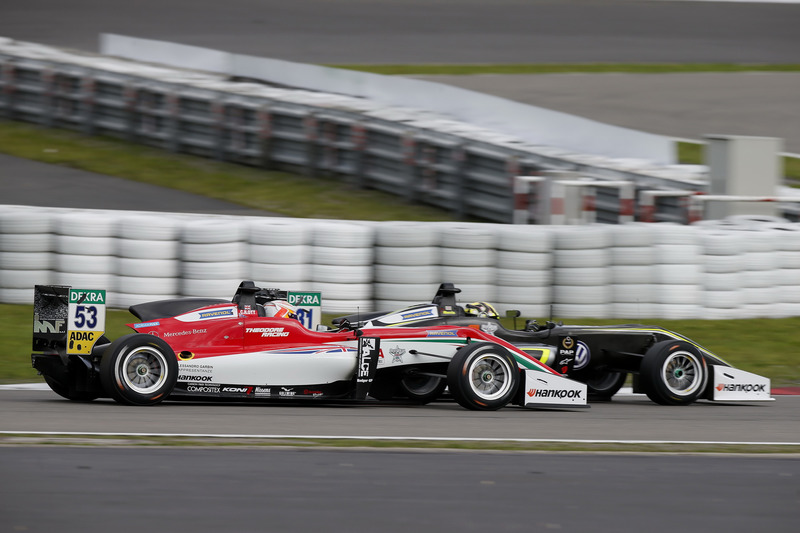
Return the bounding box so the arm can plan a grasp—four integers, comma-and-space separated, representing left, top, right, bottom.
655, 0, 800, 3
1, 430, 799, 446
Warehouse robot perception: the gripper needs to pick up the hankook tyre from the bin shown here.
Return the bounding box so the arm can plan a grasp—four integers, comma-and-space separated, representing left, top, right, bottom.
399, 375, 447, 404
582, 370, 627, 401
100, 334, 178, 405
43, 374, 100, 402
639, 340, 707, 406
447, 343, 519, 411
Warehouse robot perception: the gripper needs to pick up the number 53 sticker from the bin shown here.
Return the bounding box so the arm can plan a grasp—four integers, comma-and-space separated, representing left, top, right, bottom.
67, 289, 106, 355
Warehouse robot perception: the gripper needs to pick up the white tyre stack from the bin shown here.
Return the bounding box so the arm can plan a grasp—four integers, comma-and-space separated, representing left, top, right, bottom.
651, 223, 703, 319
609, 222, 657, 319
114, 214, 182, 307
373, 222, 441, 311
311, 222, 374, 313
699, 228, 746, 320
52, 211, 118, 299
737, 224, 782, 318
494, 225, 553, 317
551, 225, 612, 318
772, 223, 800, 317
437, 224, 496, 303
0, 208, 55, 304
771, 223, 800, 317
180, 218, 247, 299
248, 219, 312, 291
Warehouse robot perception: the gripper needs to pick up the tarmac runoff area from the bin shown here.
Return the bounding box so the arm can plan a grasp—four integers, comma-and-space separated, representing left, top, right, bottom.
411, 72, 800, 155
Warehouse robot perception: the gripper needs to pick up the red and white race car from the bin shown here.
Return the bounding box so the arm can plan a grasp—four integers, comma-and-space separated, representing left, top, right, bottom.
32, 282, 587, 411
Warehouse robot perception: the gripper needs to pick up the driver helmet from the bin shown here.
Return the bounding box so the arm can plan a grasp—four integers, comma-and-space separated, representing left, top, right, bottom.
263, 300, 299, 320
464, 301, 499, 319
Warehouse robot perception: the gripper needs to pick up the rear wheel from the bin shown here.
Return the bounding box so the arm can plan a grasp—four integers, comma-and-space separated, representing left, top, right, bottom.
447, 343, 520, 411
639, 340, 707, 406
100, 334, 177, 405
367, 375, 399, 401
399, 375, 447, 404
43, 374, 99, 402
582, 370, 627, 401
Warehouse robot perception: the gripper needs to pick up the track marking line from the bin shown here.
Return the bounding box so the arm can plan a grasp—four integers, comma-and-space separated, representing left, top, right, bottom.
1, 430, 799, 446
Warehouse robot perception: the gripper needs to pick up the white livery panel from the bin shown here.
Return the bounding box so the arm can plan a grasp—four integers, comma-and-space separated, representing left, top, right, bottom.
178, 346, 358, 386
522, 371, 588, 407
711, 365, 773, 402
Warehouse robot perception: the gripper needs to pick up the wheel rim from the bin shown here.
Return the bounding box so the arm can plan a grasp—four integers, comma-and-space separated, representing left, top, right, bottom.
468, 354, 513, 401
661, 351, 703, 397
118, 346, 169, 394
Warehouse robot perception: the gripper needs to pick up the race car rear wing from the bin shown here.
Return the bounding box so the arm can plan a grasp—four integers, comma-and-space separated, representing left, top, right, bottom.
33, 285, 107, 356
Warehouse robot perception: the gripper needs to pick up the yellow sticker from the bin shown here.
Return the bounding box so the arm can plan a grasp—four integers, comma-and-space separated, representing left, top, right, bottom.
67, 330, 103, 355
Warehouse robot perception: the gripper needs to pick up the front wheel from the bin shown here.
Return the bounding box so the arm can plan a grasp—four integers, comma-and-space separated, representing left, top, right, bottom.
100, 334, 178, 406
447, 343, 520, 411
639, 340, 707, 406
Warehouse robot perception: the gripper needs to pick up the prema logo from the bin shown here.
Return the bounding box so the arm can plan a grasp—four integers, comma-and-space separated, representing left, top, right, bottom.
716, 383, 766, 393
527, 388, 583, 399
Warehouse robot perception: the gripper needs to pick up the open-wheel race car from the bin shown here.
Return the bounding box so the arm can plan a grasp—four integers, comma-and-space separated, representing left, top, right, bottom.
333, 283, 774, 406
31, 282, 588, 411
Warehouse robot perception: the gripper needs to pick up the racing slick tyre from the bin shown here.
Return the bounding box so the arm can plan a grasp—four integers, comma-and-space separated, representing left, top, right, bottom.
639, 340, 708, 406
43, 374, 100, 402
100, 334, 178, 406
367, 374, 400, 401
447, 343, 520, 411
399, 375, 447, 404
582, 370, 627, 401
41, 335, 111, 402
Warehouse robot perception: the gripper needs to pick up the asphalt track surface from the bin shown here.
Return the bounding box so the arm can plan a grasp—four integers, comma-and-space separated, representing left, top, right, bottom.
2, 0, 798, 64
0, 153, 272, 216
2, 388, 800, 443
413, 72, 800, 154
1, 390, 800, 532
2, 446, 799, 533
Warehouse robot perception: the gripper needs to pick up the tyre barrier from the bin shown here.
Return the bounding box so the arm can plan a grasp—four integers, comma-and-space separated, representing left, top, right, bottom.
2, 205, 800, 319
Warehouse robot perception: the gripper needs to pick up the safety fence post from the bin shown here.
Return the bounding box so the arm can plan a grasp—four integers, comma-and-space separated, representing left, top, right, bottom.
512, 175, 547, 224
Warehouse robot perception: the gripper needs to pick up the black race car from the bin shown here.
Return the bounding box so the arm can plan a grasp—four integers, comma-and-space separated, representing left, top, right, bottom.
332, 284, 773, 406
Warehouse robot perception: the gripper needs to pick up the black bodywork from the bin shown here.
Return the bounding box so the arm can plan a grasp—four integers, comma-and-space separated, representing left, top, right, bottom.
334, 283, 733, 399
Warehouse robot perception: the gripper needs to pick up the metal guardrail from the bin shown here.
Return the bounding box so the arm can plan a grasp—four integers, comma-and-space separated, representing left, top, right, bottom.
0, 49, 756, 224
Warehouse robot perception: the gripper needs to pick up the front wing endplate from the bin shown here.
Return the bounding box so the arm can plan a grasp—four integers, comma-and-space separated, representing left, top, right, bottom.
522, 371, 588, 408
710, 365, 774, 402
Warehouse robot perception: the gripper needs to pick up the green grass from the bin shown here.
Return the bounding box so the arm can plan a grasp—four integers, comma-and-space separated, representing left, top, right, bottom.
1, 434, 798, 454
328, 63, 800, 76
5, 303, 799, 386
0, 120, 459, 222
